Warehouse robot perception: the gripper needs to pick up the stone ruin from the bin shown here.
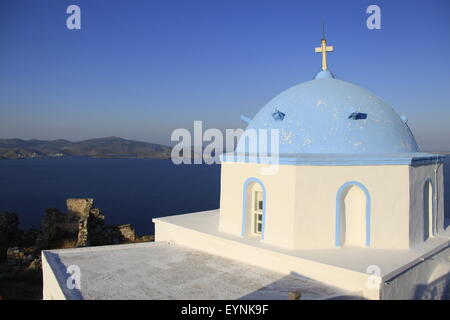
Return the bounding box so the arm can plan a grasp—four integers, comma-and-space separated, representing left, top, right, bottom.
36, 198, 139, 248
0, 199, 153, 270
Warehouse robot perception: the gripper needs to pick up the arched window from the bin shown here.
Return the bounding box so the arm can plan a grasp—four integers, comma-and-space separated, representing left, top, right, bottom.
251, 184, 264, 235
242, 178, 266, 239
336, 181, 371, 247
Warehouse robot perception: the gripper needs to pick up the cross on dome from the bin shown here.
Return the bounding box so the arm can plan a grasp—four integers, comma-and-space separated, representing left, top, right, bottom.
314, 35, 334, 71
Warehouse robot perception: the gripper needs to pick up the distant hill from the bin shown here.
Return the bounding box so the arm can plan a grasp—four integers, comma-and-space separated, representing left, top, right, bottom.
0, 137, 171, 160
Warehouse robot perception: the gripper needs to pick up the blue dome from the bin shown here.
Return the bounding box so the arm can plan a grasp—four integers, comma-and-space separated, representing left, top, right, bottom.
237, 74, 419, 154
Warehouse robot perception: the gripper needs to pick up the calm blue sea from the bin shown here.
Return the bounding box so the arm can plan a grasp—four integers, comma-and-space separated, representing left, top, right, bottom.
0, 157, 220, 235
0, 156, 449, 236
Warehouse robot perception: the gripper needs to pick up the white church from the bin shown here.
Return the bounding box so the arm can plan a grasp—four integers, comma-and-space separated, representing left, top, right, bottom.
42, 37, 450, 300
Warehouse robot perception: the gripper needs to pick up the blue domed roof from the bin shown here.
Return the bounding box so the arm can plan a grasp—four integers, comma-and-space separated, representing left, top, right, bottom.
236, 73, 419, 155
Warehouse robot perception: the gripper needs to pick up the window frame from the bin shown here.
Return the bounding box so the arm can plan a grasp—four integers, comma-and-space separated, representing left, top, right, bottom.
251, 190, 264, 236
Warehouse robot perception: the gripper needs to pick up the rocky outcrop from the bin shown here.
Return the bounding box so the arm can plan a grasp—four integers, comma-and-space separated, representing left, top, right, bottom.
35, 207, 79, 249
99, 224, 137, 244
0, 212, 19, 260
35, 198, 141, 248
114, 224, 136, 242
67, 198, 94, 218
1, 199, 152, 272
6, 247, 36, 267
79, 205, 107, 246
0, 200, 152, 300
76, 218, 89, 247
0, 213, 41, 269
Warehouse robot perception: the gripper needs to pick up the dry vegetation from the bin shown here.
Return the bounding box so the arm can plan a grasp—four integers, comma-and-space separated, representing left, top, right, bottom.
0, 262, 42, 300
0, 235, 155, 300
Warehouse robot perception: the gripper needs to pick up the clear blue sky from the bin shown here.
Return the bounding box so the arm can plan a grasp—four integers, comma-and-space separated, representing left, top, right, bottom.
0, 0, 449, 150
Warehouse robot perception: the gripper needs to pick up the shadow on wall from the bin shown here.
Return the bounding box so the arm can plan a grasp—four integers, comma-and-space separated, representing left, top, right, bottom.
443, 156, 450, 229
237, 272, 363, 300
413, 273, 450, 300
237, 271, 450, 300
43, 252, 84, 300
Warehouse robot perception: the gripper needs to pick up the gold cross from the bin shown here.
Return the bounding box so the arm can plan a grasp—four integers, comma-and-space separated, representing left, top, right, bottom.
314, 38, 334, 71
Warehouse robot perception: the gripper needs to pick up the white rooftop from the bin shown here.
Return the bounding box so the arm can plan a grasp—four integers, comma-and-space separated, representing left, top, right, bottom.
43, 241, 355, 300
154, 210, 450, 279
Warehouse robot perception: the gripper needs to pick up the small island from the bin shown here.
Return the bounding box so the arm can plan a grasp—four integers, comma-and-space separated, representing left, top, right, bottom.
0, 137, 171, 160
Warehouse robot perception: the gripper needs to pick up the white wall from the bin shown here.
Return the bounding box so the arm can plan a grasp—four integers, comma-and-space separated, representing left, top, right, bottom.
409, 163, 445, 247
293, 165, 410, 249
219, 162, 413, 250
42, 251, 67, 300
381, 246, 450, 299
219, 162, 298, 250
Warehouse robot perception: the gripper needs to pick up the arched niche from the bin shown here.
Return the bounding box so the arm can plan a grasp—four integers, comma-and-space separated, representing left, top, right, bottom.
335, 181, 371, 247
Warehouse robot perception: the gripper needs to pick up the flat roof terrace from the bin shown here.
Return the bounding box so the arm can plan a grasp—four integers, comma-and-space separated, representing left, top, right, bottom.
42, 241, 354, 300
154, 210, 450, 279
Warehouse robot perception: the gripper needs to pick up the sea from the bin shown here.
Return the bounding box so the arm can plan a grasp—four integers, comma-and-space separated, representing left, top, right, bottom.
0, 155, 449, 236
0, 157, 220, 235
